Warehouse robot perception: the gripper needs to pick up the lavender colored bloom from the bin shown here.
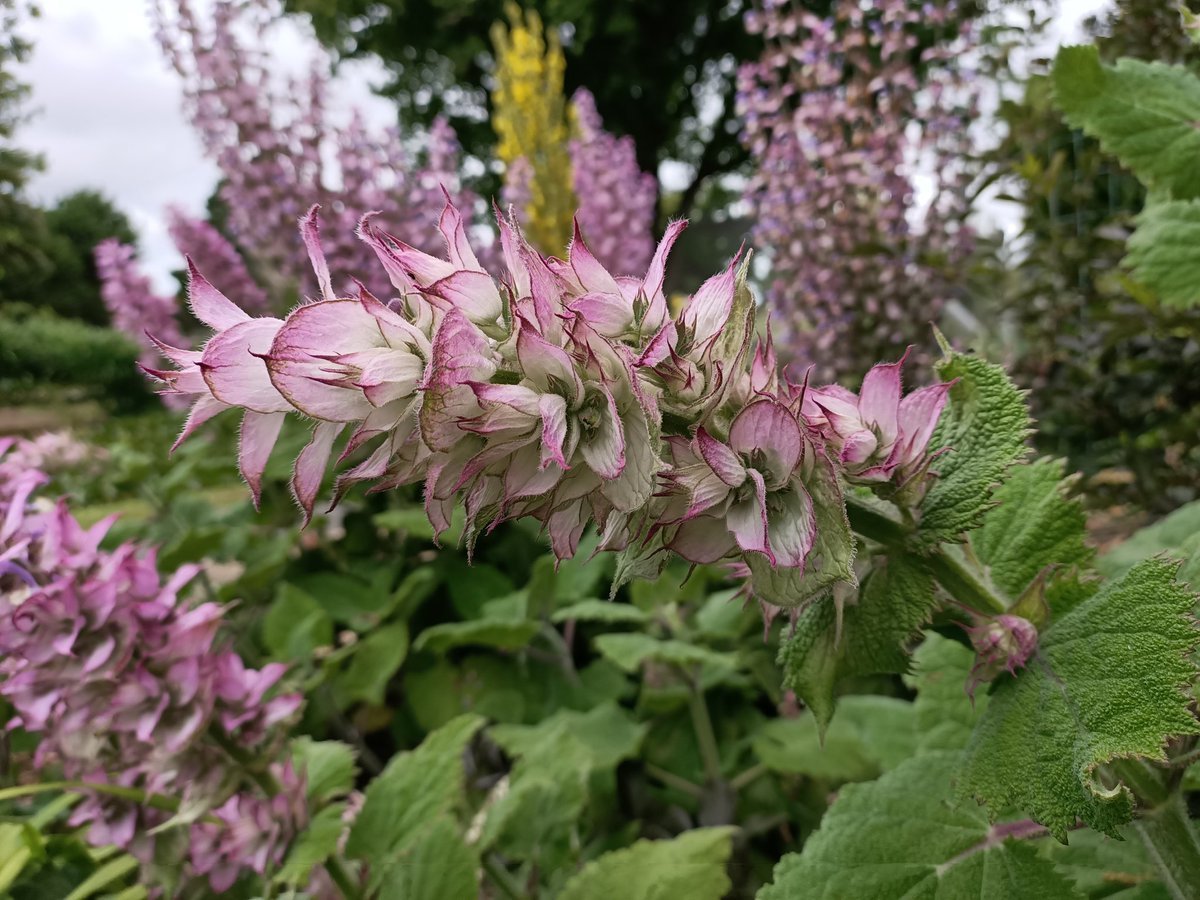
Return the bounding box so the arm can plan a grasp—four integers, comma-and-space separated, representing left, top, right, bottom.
166, 207, 270, 316
0, 465, 303, 891
568, 89, 657, 275
736, 0, 978, 380
93, 238, 185, 366
966, 614, 1039, 697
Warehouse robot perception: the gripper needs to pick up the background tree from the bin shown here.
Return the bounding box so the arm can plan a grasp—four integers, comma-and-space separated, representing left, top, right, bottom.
990, 0, 1200, 511
0, 0, 50, 300
285, 0, 762, 219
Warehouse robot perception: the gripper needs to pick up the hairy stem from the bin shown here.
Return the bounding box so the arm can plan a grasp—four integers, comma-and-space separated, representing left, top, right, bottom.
688, 679, 723, 784
1134, 795, 1200, 900
1111, 759, 1200, 900
0, 780, 185, 815
645, 763, 705, 798
483, 853, 524, 900
844, 497, 1007, 616
324, 857, 363, 900
730, 763, 767, 792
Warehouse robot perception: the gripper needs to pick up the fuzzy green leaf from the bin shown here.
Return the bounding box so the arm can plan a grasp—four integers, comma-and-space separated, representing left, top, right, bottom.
973, 457, 1092, 602
345, 714, 484, 871
758, 752, 1080, 899
291, 738, 358, 805
490, 703, 646, 770
1125, 199, 1200, 308
413, 618, 539, 654
918, 348, 1031, 546
905, 634, 988, 755
752, 695, 917, 780
593, 633, 738, 674
1053, 45, 1200, 198
334, 621, 409, 706
1100, 498, 1200, 584
1040, 824, 1170, 899
960, 560, 1200, 840
275, 804, 346, 887
550, 599, 650, 625
558, 827, 736, 900
780, 555, 936, 732
374, 817, 477, 900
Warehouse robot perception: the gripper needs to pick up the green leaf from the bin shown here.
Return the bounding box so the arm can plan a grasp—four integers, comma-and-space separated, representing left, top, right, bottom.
291, 738, 357, 804
262, 584, 332, 660
558, 827, 736, 900
1125, 199, 1200, 309
61, 855, 139, 900
345, 714, 484, 869
1040, 824, 1170, 899
593, 633, 738, 674
490, 703, 646, 771
780, 555, 935, 733
374, 817, 477, 900
275, 804, 346, 887
443, 562, 514, 619
1053, 45, 1200, 198
758, 752, 1080, 899
413, 618, 539, 654
334, 621, 409, 706
904, 633, 988, 755
551, 599, 650, 624
290, 571, 392, 624
555, 530, 614, 601
960, 559, 1200, 840
973, 457, 1092, 601
918, 347, 1031, 546
1100, 498, 1200, 583
752, 695, 916, 781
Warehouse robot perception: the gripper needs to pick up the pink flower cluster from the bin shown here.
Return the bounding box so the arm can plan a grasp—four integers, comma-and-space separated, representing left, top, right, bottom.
569, 89, 657, 275
167, 206, 270, 317
151, 198, 952, 609
0, 445, 304, 890
93, 238, 185, 366
150, 0, 472, 302
737, 0, 977, 380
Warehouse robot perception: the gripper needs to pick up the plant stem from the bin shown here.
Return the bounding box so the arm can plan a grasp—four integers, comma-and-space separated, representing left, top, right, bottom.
0, 780, 182, 814
482, 853, 524, 900
1110, 759, 1200, 900
924, 549, 1007, 616
687, 678, 723, 784
1134, 795, 1200, 900
645, 763, 704, 798
730, 763, 767, 793
211, 727, 282, 794
844, 497, 1007, 615
324, 857, 363, 900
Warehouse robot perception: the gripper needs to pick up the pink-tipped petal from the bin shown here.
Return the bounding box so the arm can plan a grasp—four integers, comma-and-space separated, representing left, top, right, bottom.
200, 318, 290, 414
292, 422, 342, 523
695, 429, 747, 487
727, 468, 773, 563
238, 411, 286, 508
186, 259, 250, 332
896, 381, 954, 466
728, 399, 803, 487
579, 386, 625, 480
300, 205, 335, 302
569, 221, 623, 296
858, 351, 909, 447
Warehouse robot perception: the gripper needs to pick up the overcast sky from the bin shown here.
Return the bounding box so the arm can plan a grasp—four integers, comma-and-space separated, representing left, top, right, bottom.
19, 0, 1107, 294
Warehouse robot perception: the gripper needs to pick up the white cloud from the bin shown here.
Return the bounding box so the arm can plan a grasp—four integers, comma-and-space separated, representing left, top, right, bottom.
19, 0, 395, 294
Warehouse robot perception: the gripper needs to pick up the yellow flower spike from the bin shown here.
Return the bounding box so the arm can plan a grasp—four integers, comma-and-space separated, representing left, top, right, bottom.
490, 2, 575, 254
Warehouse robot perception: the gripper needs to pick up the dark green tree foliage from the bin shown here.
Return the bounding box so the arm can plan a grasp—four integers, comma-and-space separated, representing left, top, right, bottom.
0, 0, 49, 294
285, 0, 761, 216
995, 0, 1200, 510
28, 190, 136, 323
